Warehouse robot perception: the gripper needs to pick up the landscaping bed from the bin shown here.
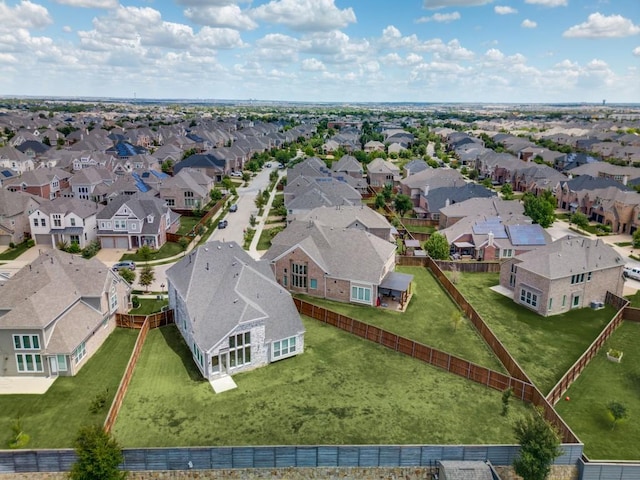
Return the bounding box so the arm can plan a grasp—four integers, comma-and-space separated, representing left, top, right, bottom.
113, 320, 528, 447
555, 321, 640, 460
455, 272, 616, 394
0, 329, 138, 448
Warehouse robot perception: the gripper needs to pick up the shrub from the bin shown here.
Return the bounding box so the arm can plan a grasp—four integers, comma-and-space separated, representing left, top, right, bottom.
131, 295, 140, 308
26, 239, 35, 248
81, 240, 101, 259
7, 417, 30, 449
89, 388, 110, 414
67, 242, 81, 254
8, 242, 15, 249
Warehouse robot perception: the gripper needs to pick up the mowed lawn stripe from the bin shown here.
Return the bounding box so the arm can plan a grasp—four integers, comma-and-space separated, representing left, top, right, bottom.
113, 319, 528, 448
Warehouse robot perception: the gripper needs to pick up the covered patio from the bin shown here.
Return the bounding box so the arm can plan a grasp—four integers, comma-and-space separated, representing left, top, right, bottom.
377, 271, 414, 311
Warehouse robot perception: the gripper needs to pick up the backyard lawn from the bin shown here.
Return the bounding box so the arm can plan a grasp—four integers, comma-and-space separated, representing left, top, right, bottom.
555, 321, 640, 460
176, 216, 200, 236
121, 242, 184, 261
297, 266, 505, 372
455, 273, 616, 394
0, 328, 138, 448
113, 319, 529, 447
129, 297, 168, 315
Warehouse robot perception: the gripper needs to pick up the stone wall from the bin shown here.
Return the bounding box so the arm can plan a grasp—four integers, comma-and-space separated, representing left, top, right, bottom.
0, 466, 436, 480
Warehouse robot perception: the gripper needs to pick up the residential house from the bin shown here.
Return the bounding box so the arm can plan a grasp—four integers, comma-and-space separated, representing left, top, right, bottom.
0, 146, 35, 174
4, 167, 71, 200
173, 152, 227, 181
475, 151, 521, 185
0, 190, 42, 246
331, 154, 363, 179
292, 205, 394, 241
367, 158, 401, 188
363, 140, 385, 153
15, 140, 50, 160
96, 194, 180, 249
69, 166, 115, 202
569, 162, 640, 187
166, 241, 305, 380
264, 220, 413, 308
159, 168, 215, 211
399, 168, 465, 207
0, 250, 131, 377
403, 159, 429, 177
415, 183, 496, 220
284, 175, 362, 215
29, 197, 99, 248
438, 197, 525, 229
499, 236, 625, 316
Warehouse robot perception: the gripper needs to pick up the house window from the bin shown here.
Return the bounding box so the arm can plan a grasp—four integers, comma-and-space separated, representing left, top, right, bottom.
16, 354, 43, 373
33, 218, 38, 227
228, 332, 251, 368
110, 286, 118, 312
291, 262, 307, 289
501, 249, 513, 258
131, 223, 137, 230
283, 275, 287, 286
53, 214, 62, 227
70, 218, 76, 227
40, 218, 46, 227
272, 336, 297, 360
572, 295, 580, 308
519, 288, 538, 308
562, 295, 566, 307
70, 235, 80, 244
72, 342, 86, 364
548, 298, 553, 310
13, 334, 40, 350
165, 199, 175, 207
310, 278, 317, 289
570, 273, 585, 284
56, 355, 68, 372
587, 271, 592, 282
192, 343, 204, 367
351, 285, 372, 304
114, 219, 127, 230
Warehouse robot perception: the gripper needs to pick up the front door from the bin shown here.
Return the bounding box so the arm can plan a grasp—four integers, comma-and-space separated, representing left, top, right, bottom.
49, 356, 58, 376
220, 353, 227, 375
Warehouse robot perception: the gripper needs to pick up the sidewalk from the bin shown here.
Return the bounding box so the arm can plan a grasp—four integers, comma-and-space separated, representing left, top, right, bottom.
248, 171, 284, 260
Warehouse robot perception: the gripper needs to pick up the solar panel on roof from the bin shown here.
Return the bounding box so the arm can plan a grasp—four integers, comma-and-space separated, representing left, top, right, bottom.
472, 218, 508, 238
141, 172, 150, 178
1, 170, 13, 177
508, 224, 546, 246
135, 181, 150, 193
150, 171, 169, 179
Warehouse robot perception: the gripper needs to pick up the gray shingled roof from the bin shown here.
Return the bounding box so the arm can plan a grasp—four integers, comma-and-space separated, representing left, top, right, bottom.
515, 235, 623, 279
36, 197, 100, 219
166, 241, 304, 352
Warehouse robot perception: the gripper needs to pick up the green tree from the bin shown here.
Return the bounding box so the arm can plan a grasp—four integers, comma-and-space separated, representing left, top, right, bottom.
523, 193, 556, 228
607, 401, 628, 430
137, 245, 153, 262
160, 159, 173, 174
138, 264, 155, 292
69, 424, 127, 480
424, 232, 450, 260
116, 268, 135, 285
569, 211, 589, 230
178, 237, 190, 254
42, 136, 51, 146
633, 229, 640, 248
513, 409, 562, 480
374, 193, 386, 210
394, 194, 413, 217
501, 388, 513, 416
382, 183, 394, 201
501, 183, 514, 200
450, 310, 462, 332
209, 188, 222, 202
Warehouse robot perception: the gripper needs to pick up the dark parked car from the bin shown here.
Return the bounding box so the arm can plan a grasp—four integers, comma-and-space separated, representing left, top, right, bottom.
218, 219, 228, 229
229, 204, 238, 212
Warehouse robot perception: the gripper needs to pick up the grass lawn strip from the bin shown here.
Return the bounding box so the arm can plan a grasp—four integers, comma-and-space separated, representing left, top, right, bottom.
113, 320, 529, 447
0, 243, 32, 261
129, 298, 168, 315
298, 266, 505, 373
176, 216, 200, 236
455, 272, 615, 394
121, 242, 183, 261
0, 329, 138, 448
555, 321, 640, 460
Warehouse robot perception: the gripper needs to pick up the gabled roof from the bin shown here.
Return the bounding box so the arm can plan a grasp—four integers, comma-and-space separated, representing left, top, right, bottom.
331, 154, 362, 174
424, 183, 496, 212
294, 205, 391, 231
563, 174, 631, 192
174, 153, 226, 174
400, 168, 464, 189
34, 197, 100, 219
166, 241, 303, 351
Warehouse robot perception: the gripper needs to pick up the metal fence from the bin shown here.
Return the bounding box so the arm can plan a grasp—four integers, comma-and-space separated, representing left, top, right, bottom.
579, 457, 640, 480
0, 444, 585, 473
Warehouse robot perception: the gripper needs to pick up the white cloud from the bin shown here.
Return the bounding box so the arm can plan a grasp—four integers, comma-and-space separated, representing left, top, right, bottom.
52, 0, 118, 8
0, 52, 17, 63
251, 0, 356, 32
494, 6, 517, 15
0, 1, 52, 30
62, 25, 72, 33
422, 0, 493, 8
416, 12, 461, 23
184, 4, 257, 30
634, 46, 640, 56
524, 0, 567, 6
301, 58, 325, 71
521, 19, 537, 28
563, 13, 640, 38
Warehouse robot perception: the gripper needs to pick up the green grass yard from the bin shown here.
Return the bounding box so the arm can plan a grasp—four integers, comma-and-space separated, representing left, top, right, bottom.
297, 266, 505, 372
176, 216, 200, 236
455, 273, 615, 394
0, 329, 138, 448
121, 242, 183, 261
0, 242, 33, 261
113, 319, 529, 447
555, 322, 640, 460
129, 298, 168, 315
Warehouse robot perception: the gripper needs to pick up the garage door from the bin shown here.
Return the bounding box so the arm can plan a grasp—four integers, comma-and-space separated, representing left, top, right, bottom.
115, 237, 129, 249
0, 235, 10, 246
34, 234, 52, 246
100, 237, 115, 249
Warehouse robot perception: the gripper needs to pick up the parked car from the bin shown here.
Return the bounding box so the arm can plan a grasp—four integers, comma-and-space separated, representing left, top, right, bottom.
229, 204, 238, 212
230, 171, 243, 177
265, 162, 272, 168
623, 266, 640, 280
218, 219, 228, 229
278, 163, 285, 169
112, 261, 136, 271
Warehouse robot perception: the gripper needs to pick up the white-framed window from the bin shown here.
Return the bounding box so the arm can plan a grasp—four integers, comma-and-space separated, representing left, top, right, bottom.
53, 214, 62, 227
570, 273, 585, 284
40, 218, 46, 227
56, 354, 68, 372
13, 334, 40, 350
114, 219, 127, 230
192, 343, 204, 367
165, 199, 175, 207
272, 336, 297, 360
72, 342, 86, 364
572, 295, 581, 308
70, 235, 80, 244
110, 286, 118, 312
33, 218, 38, 227
228, 332, 251, 368
587, 271, 592, 282
501, 249, 513, 258
70, 217, 76, 227
351, 285, 372, 304
16, 354, 43, 373
291, 263, 307, 288
520, 288, 538, 308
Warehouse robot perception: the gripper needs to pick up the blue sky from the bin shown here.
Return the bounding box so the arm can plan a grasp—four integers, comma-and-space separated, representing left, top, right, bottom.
0, 0, 638, 103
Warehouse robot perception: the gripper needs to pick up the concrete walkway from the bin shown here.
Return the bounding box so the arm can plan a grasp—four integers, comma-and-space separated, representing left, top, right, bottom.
248, 170, 285, 260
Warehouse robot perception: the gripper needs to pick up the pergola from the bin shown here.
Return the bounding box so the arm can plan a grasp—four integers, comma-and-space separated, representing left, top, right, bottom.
378, 271, 414, 309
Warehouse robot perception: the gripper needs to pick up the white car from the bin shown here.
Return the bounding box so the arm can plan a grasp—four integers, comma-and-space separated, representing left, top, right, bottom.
230, 171, 243, 177
623, 266, 640, 281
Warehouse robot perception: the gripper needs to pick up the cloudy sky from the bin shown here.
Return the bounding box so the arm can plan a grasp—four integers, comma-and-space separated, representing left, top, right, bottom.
0, 0, 638, 103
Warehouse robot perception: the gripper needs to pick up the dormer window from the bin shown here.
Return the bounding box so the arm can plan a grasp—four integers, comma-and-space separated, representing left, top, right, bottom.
147, 214, 154, 223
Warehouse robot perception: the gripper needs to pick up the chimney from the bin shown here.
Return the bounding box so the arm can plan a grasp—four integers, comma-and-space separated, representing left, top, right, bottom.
424, 185, 429, 196
488, 231, 494, 247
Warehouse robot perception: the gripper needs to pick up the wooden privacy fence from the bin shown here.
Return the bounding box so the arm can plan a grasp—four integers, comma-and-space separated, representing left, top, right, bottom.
546, 294, 628, 405
166, 197, 228, 245
104, 317, 151, 433
395, 256, 501, 273
294, 298, 536, 403
116, 310, 175, 329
